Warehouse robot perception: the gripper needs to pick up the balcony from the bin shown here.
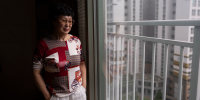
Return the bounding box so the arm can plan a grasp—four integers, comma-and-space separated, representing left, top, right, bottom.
100, 20, 200, 100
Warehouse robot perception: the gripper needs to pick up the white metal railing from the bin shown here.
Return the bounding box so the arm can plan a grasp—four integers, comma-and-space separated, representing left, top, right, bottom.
106, 20, 200, 100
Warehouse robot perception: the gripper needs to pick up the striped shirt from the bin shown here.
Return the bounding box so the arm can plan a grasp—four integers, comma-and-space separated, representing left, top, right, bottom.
33, 34, 84, 95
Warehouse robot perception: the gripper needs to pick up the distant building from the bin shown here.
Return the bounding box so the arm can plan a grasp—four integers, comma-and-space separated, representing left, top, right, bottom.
136, 73, 163, 100
156, 0, 200, 100
106, 0, 162, 100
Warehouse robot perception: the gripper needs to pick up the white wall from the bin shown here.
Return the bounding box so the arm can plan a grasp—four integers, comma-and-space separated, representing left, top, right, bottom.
176, 0, 190, 19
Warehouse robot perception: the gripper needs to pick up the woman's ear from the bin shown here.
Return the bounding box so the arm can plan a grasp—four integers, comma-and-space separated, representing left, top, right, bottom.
72, 19, 75, 25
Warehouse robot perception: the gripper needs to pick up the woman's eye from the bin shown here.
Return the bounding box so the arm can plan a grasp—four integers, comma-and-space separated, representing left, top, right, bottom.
68, 21, 72, 23
60, 19, 72, 24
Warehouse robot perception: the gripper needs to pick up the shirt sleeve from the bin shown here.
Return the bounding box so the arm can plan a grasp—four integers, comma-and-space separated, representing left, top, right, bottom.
32, 40, 47, 70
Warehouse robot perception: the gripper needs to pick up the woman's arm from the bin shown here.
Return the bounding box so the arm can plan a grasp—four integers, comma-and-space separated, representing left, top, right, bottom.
33, 69, 51, 100
80, 61, 87, 89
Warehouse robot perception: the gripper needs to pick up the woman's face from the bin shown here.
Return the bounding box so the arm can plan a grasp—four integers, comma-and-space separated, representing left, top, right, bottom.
54, 16, 73, 35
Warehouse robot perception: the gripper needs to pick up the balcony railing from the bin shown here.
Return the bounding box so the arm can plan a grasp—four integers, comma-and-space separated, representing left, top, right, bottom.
106, 20, 200, 100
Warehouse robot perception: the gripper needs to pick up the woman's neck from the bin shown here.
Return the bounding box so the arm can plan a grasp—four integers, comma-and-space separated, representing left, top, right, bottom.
53, 32, 71, 41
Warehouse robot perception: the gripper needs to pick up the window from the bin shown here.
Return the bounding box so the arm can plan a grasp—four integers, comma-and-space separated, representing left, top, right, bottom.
198, 9, 200, 16
125, 13, 128, 16
144, 82, 151, 86
147, 89, 151, 95
125, 5, 128, 9
191, 28, 194, 34
193, 0, 197, 7
98, 0, 199, 100
138, 88, 141, 92
198, 0, 200, 7
138, 81, 141, 85
172, 11, 176, 15
189, 55, 192, 60
190, 36, 194, 42
190, 48, 193, 52
192, 9, 196, 16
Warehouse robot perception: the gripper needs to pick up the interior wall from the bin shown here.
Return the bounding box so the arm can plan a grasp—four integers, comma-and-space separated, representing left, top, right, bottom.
35, 0, 79, 39
0, 0, 40, 99
0, 0, 88, 99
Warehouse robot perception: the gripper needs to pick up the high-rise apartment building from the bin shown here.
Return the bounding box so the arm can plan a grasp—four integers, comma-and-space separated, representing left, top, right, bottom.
156, 0, 200, 100
107, 0, 200, 100
106, 0, 163, 99
107, 0, 141, 77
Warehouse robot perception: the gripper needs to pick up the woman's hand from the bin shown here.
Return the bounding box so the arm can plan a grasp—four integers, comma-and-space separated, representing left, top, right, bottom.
82, 83, 86, 89
44, 95, 51, 100
80, 61, 87, 89
44, 58, 57, 66
45, 58, 70, 68
33, 69, 51, 100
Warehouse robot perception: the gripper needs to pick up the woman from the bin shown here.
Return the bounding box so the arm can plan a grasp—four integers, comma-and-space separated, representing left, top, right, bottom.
33, 3, 87, 100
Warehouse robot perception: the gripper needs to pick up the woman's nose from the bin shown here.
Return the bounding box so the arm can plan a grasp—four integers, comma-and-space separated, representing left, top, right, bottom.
65, 21, 72, 27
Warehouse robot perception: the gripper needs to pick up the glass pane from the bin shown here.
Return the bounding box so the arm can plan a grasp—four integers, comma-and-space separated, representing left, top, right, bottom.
103, 0, 198, 100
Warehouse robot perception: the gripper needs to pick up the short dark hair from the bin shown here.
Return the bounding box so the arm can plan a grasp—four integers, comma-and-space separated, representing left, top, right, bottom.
48, 3, 74, 21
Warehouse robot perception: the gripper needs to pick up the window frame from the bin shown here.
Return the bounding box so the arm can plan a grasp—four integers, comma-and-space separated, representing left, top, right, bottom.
87, 0, 106, 100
